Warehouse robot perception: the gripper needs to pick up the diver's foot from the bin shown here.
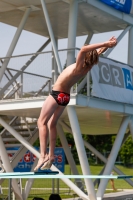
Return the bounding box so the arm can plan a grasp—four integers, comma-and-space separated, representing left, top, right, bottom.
34, 155, 49, 171
40, 157, 54, 170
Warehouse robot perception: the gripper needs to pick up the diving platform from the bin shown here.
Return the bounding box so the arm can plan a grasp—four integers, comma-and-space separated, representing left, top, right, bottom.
0, 94, 131, 135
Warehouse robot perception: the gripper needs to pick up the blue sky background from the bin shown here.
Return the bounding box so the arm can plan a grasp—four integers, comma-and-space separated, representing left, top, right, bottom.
0, 22, 128, 64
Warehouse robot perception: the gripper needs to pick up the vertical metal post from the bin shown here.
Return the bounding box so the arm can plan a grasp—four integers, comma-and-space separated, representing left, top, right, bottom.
97, 116, 130, 200
0, 135, 22, 200
41, 0, 62, 74
67, 106, 96, 200
128, 26, 133, 66
20, 73, 23, 98
52, 38, 58, 86
129, 116, 133, 139
87, 72, 90, 96
57, 179, 59, 194
53, 38, 58, 83
67, 0, 78, 94
8, 178, 12, 200
0, 7, 31, 83
23, 158, 38, 200
57, 123, 83, 189
67, 0, 78, 66
49, 79, 52, 94
85, 32, 93, 96
52, 179, 55, 193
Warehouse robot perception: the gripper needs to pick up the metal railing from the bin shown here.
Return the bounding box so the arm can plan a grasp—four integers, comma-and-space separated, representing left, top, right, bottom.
0, 48, 80, 100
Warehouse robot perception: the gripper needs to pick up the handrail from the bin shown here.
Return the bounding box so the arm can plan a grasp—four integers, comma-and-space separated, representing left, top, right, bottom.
0, 47, 80, 61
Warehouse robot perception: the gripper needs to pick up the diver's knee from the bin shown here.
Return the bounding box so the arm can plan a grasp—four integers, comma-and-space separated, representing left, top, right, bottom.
37, 118, 47, 128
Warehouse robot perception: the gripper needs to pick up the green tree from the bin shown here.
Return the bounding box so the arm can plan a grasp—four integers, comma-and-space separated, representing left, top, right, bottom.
119, 135, 133, 166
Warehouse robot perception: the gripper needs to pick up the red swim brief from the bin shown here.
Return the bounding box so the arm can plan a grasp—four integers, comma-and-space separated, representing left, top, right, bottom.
50, 90, 70, 106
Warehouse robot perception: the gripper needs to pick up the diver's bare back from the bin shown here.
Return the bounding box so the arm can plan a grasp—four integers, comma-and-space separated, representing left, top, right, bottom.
53, 63, 89, 93
53, 38, 117, 94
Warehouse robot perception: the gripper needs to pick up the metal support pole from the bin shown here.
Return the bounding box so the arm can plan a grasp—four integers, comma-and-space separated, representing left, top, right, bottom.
0, 39, 51, 97
67, 0, 78, 93
0, 135, 22, 200
52, 179, 55, 193
57, 123, 79, 174
67, 106, 96, 200
67, 0, 78, 66
128, 26, 133, 66
104, 26, 131, 58
0, 116, 18, 136
41, 0, 62, 73
87, 72, 90, 96
57, 123, 84, 190
60, 120, 133, 186
84, 140, 133, 186
23, 159, 38, 200
0, 7, 31, 83
97, 116, 130, 200
0, 117, 40, 158
50, 165, 88, 200
20, 73, 23, 98
84, 32, 93, 45
129, 116, 133, 139
85, 33, 93, 96
57, 179, 59, 194
8, 178, 12, 200
77, 77, 87, 93
52, 38, 58, 86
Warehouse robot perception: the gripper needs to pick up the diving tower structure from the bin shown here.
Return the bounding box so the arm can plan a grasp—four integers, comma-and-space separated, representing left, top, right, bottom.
0, 0, 133, 200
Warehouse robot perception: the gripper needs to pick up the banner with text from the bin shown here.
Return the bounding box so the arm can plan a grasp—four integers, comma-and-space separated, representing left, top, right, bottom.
91, 57, 133, 104
99, 0, 133, 14
7, 147, 65, 173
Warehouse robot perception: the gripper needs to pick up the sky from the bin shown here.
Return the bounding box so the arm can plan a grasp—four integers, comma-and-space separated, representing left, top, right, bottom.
0, 22, 128, 64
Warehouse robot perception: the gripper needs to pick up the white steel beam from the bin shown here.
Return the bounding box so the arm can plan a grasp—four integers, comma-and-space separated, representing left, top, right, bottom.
77, 76, 87, 93
0, 128, 38, 186
84, 32, 93, 45
23, 159, 38, 200
67, 106, 96, 200
128, 26, 133, 66
41, 0, 62, 74
0, 135, 23, 200
57, 123, 79, 175
0, 118, 88, 200
60, 120, 133, 187
84, 140, 133, 187
85, 32, 93, 96
67, 0, 78, 93
0, 7, 31, 83
52, 38, 58, 85
97, 116, 130, 200
0, 116, 18, 136
87, 0, 133, 25
0, 39, 51, 97
104, 26, 132, 57
0, 117, 40, 158
129, 116, 133, 139
57, 123, 84, 190
67, 0, 78, 66
11, 128, 38, 169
